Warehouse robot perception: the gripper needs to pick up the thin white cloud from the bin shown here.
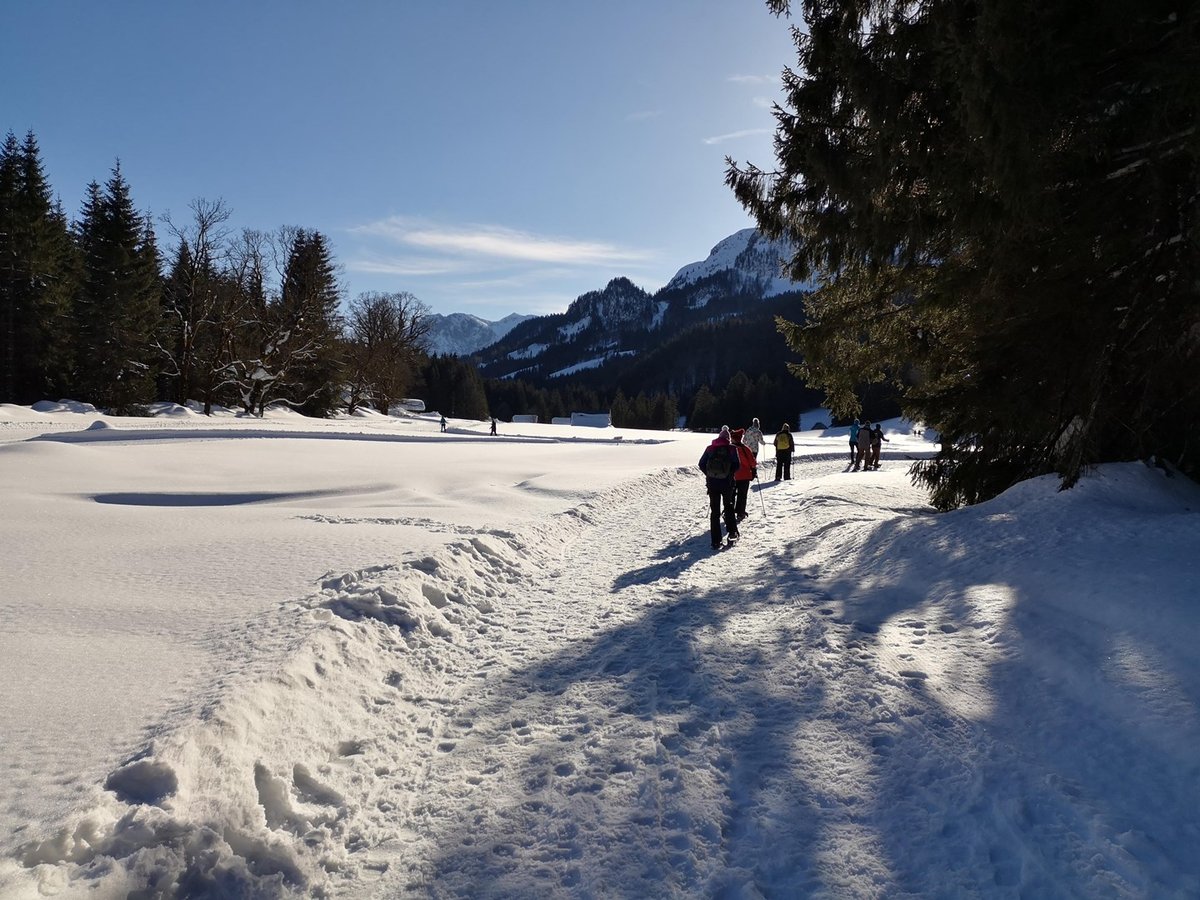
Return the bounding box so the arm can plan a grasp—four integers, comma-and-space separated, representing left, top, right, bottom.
346, 255, 467, 277
728, 74, 778, 85
702, 128, 773, 146
349, 217, 650, 267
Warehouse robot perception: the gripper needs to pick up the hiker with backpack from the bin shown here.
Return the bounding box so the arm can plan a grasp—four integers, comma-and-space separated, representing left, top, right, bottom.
699, 425, 741, 550
773, 423, 794, 481
731, 428, 758, 523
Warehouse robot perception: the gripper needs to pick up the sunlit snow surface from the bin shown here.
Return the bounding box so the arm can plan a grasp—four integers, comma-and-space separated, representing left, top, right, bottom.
1, 402, 1198, 898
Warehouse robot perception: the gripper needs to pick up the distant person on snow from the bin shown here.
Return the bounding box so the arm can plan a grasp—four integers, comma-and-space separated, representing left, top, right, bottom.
730, 428, 757, 523
853, 420, 873, 471
490, 417, 497, 436
699, 425, 740, 550
773, 423, 794, 481
743, 418, 765, 459
849, 418, 861, 467
440, 415, 447, 433
868, 423, 889, 469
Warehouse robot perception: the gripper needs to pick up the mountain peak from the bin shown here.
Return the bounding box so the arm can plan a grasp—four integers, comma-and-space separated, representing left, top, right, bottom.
664, 228, 810, 296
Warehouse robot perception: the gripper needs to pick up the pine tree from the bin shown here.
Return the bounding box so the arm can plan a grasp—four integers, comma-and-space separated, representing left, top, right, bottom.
277, 229, 344, 416
0, 132, 76, 403
729, 0, 1200, 508
72, 164, 162, 412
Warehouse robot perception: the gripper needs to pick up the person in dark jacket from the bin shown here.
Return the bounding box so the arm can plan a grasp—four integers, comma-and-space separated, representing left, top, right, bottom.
773, 423, 794, 480
853, 420, 872, 471
698, 426, 740, 549
868, 423, 890, 469
731, 428, 757, 522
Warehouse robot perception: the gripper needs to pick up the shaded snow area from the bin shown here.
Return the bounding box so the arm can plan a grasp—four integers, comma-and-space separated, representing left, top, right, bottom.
1, 406, 1199, 898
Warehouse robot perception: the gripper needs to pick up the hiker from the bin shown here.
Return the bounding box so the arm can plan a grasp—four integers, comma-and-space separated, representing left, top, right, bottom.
490, 417, 497, 436
849, 418, 861, 466
743, 418, 765, 459
731, 428, 758, 522
868, 423, 890, 469
698, 425, 740, 549
773, 423, 794, 481
853, 420, 872, 471
440, 415, 447, 433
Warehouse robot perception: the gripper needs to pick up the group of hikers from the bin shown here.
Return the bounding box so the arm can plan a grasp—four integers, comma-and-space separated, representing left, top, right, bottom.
698, 417, 889, 550
697, 417, 794, 551
849, 418, 889, 471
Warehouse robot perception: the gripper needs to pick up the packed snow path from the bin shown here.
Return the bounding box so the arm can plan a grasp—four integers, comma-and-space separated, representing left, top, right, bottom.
10, 453, 1199, 898
334, 459, 1197, 897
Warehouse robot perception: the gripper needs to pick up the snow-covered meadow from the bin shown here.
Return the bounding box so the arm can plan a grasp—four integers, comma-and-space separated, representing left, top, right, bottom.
1, 402, 1197, 898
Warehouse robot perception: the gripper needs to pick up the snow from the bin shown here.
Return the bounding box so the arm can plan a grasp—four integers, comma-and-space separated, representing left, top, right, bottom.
507, 343, 549, 361
663, 228, 814, 297
2, 403, 1199, 898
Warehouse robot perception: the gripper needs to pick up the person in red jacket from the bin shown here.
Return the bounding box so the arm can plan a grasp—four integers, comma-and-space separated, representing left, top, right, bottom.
730, 428, 757, 522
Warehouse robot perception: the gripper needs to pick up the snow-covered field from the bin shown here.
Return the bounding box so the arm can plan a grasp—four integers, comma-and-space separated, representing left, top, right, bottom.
1, 402, 1197, 898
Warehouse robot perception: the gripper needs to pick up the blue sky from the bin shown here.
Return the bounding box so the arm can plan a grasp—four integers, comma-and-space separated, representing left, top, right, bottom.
2, 1, 797, 319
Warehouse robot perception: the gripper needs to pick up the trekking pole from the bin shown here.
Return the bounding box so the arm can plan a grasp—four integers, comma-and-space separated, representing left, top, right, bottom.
753, 467, 767, 517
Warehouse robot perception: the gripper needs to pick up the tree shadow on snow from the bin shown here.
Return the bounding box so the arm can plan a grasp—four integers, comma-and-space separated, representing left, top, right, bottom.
421, 497, 1200, 898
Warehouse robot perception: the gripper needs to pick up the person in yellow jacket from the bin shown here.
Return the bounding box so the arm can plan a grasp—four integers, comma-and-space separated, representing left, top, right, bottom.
773, 423, 794, 480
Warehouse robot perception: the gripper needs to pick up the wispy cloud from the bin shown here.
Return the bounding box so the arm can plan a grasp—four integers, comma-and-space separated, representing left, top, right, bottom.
702, 128, 773, 146
346, 254, 468, 277
349, 217, 650, 267
728, 74, 778, 85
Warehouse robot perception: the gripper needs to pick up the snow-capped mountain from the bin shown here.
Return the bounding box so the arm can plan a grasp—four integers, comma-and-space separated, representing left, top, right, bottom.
423, 312, 534, 357
664, 227, 812, 297
473, 228, 814, 389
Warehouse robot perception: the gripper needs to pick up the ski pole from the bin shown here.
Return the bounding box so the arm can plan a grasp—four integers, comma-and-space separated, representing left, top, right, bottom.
753, 467, 767, 517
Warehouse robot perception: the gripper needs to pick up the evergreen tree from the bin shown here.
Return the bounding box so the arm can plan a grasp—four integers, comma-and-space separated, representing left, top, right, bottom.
0, 131, 76, 403
729, 0, 1200, 508
422, 355, 489, 420
72, 164, 161, 412
277, 229, 344, 417
689, 384, 718, 430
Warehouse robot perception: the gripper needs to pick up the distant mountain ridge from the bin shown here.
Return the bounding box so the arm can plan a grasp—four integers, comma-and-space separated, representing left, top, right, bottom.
467, 227, 819, 406
423, 312, 534, 357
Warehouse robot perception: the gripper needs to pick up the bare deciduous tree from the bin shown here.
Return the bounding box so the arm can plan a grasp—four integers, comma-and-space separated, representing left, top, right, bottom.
344, 291, 431, 414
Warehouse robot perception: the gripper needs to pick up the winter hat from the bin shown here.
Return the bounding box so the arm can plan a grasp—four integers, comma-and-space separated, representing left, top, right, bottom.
719, 425, 731, 439
752, 418, 760, 426
731, 428, 745, 442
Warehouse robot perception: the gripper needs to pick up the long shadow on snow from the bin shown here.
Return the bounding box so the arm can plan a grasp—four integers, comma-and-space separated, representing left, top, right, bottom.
423, 474, 1200, 897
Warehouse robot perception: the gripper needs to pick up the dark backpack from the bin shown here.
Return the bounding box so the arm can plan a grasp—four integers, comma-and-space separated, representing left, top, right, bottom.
705, 446, 734, 479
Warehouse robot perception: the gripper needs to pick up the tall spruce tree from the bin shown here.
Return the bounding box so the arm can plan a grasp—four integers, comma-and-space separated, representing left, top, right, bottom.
72, 164, 162, 412
0, 131, 76, 403
276, 229, 344, 416
729, 0, 1200, 508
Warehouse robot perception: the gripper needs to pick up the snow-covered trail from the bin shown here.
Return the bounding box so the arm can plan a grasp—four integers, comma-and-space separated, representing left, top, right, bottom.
356, 457, 1198, 899
9, 446, 1198, 898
